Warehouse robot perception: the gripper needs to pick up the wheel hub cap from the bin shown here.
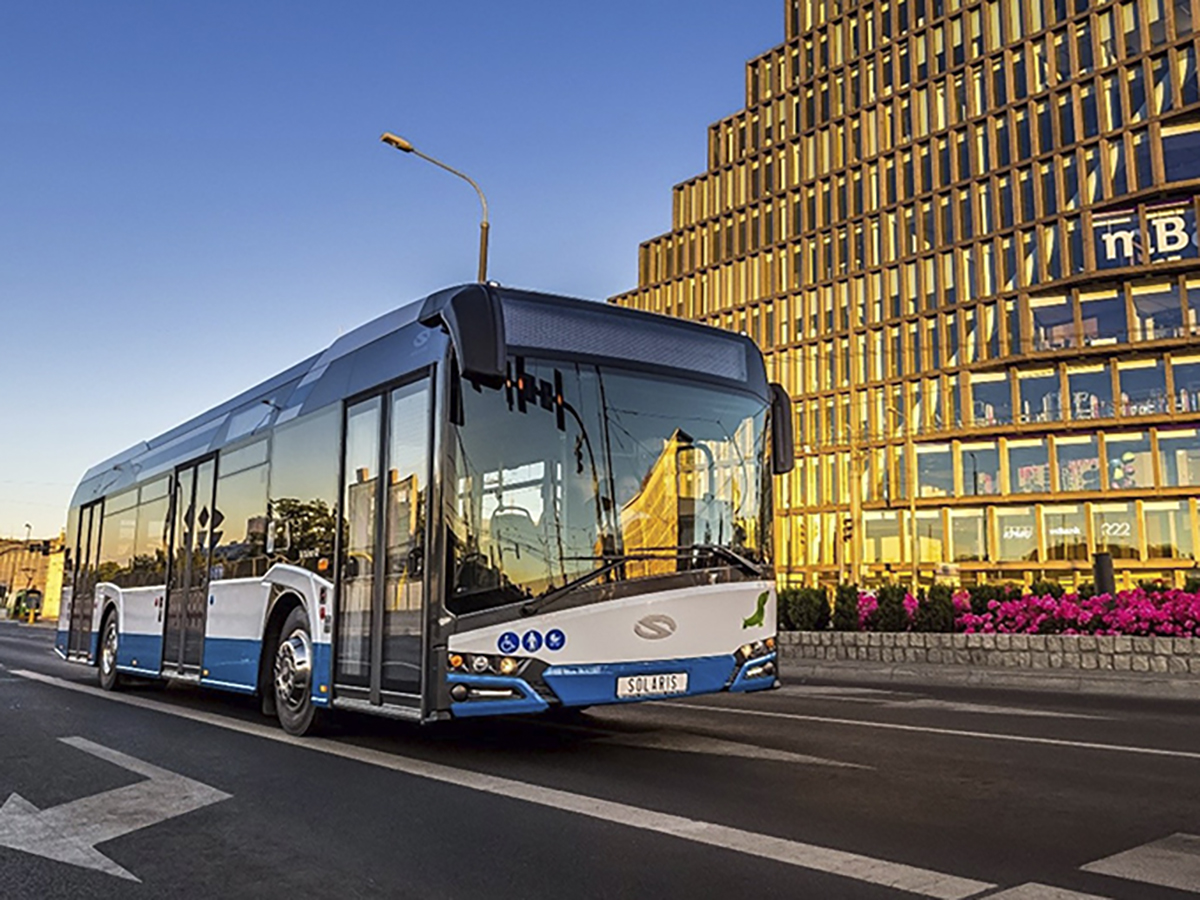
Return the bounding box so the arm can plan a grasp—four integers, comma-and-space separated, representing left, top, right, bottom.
274, 628, 312, 712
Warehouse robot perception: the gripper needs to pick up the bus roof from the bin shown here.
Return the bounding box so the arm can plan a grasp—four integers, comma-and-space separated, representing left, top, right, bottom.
70, 284, 765, 509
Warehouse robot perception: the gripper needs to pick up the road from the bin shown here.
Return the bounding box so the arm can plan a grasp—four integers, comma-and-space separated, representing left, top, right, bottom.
2, 619, 1200, 899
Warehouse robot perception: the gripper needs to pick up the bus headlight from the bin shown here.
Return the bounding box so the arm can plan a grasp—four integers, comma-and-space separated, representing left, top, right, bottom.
498, 657, 519, 676
471, 655, 491, 673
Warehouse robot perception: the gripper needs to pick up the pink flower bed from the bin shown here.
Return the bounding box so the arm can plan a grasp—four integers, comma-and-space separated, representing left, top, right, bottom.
844, 587, 1200, 637
954, 588, 1200, 637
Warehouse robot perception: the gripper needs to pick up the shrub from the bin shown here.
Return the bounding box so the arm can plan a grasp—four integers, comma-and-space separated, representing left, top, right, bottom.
967, 583, 1022, 616
780, 587, 830, 631
913, 583, 956, 632
1029, 578, 1065, 599
869, 583, 911, 632
832, 583, 860, 631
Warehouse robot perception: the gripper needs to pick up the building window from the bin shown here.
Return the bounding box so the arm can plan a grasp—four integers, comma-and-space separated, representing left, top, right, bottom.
1055, 434, 1103, 491
1079, 289, 1128, 346
1105, 431, 1155, 490
1161, 120, 1200, 184
1118, 359, 1169, 416
1157, 428, 1200, 486
915, 511, 945, 563
1144, 500, 1195, 559
1008, 438, 1051, 494
951, 509, 988, 562
916, 443, 954, 497
863, 511, 906, 565
1173, 355, 1200, 411
996, 506, 1038, 562
1093, 502, 1140, 559
1043, 504, 1088, 561
970, 372, 1012, 426
960, 441, 1000, 495
1131, 279, 1184, 341
1029, 293, 1075, 350
1068, 364, 1113, 420
1018, 369, 1063, 422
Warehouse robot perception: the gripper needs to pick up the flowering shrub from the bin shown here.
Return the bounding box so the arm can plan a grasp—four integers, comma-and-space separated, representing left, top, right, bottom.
782, 584, 1200, 636
955, 587, 1200, 637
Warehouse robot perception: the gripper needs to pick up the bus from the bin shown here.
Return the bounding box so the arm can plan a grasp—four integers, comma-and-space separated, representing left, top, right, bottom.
56, 284, 792, 734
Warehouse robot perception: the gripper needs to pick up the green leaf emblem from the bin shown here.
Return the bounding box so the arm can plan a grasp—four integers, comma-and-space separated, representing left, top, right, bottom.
742, 590, 769, 629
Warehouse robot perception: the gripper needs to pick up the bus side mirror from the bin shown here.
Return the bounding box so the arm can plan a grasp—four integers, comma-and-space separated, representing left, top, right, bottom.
769, 383, 794, 475
418, 284, 506, 387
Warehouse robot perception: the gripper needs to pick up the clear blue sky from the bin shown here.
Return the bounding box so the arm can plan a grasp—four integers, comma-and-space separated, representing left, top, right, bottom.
0, 0, 781, 538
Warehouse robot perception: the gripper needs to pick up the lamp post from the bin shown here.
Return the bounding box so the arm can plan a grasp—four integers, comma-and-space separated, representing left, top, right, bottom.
380, 133, 491, 284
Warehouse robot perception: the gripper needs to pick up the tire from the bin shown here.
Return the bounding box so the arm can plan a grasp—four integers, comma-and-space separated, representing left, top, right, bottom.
97, 611, 122, 692
273, 607, 323, 736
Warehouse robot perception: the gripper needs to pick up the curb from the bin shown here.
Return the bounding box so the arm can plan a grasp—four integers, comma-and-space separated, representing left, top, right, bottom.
781, 659, 1200, 701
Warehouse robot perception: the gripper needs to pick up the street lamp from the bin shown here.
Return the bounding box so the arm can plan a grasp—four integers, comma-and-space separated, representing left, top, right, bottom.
380, 133, 491, 284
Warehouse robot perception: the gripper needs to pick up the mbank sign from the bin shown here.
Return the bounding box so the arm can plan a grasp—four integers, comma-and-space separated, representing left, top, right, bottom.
1093, 200, 1199, 268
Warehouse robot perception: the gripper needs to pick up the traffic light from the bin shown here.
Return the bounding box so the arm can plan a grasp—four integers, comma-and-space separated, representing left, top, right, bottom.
841, 517, 854, 543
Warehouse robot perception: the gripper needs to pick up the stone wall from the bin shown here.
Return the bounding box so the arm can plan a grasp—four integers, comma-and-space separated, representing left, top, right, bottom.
779, 631, 1200, 674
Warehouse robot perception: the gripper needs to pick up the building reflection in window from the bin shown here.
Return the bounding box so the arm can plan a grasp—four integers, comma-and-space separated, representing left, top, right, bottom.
996, 506, 1038, 562
1172, 356, 1200, 412
1158, 428, 1200, 486
960, 441, 1000, 495
1043, 504, 1088, 561
1068, 364, 1113, 419
1118, 358, 1169, 415
1131, 280, 1184, 340
1080, 288, 1128, 345
1104, 432, 1154, 489
916, 443, 954, 497
1144, 500, 1195, 560
1055, 434, 1102, 491
970, 371, 1012, 425
1018, 368, 1063, 422
1008, 438, 1051, 493
1029, 293, 1075, 350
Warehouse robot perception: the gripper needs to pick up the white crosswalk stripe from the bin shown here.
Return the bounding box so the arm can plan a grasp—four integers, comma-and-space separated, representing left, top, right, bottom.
982, 883, 1112, 899
1082, 832, 1200, 894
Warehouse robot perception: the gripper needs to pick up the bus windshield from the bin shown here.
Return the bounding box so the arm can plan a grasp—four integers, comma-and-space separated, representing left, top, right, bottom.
447, 357, 770, 615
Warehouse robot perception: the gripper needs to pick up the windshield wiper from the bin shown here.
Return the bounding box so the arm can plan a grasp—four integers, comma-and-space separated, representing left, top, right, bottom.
520, 556, 627, 617
683, 543, 766, 578
520, 544, 765, 617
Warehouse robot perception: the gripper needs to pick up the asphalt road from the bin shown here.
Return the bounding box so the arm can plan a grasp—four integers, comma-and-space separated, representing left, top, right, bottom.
3, 620, 1200, 899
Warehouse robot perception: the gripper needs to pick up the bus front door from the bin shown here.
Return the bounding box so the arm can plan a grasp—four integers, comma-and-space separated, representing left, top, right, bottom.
335, 380, 430, 707
162, 458, 216, 675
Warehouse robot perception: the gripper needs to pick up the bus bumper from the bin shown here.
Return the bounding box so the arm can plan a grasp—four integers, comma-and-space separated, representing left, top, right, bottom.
447, 650, 777, 718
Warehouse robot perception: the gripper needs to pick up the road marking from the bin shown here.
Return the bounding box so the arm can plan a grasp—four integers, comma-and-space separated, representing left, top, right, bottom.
981, 884, 1112, 899
0, 736, 231, 882
596, 731, 869, 767
658, 702, 1200, 762
776, 686, 1106, 719
13, 670, 990, 899
1081, 832, 1200, 893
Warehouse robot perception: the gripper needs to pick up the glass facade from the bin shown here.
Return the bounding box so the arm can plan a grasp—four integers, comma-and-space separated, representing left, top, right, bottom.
613, 0, 1200, 589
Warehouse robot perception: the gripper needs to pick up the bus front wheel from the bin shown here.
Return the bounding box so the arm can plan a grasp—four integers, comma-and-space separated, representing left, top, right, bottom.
273, 607, 322, 736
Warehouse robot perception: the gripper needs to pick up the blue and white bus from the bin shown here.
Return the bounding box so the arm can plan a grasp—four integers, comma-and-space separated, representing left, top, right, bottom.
57, 284, 792, 734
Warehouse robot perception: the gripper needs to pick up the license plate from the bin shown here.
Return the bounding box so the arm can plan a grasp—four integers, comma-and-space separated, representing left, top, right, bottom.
616, 672, 689, 699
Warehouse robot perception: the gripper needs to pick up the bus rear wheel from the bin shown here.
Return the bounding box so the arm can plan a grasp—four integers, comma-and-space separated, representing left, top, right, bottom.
273, 607, 323, 736
98, 612, 121, 692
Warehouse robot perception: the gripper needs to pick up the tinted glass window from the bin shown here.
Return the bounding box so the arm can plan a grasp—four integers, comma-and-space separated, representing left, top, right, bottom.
269, 405, 340, 577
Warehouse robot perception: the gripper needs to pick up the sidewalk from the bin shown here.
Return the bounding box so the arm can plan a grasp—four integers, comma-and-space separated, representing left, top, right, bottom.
781, 656, 1200, 701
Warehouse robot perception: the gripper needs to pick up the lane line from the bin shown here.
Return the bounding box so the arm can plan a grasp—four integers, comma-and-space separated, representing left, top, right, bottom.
12, 669, 992, 900
657, 702, 1200, 762
980, 884, 1112, 899
596, 731, 870, 768
1081, 833, 1200, 893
